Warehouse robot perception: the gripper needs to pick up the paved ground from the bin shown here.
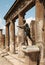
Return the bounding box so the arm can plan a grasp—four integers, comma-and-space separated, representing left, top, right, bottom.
0, 55, 13, 65
0, 48, 26, 65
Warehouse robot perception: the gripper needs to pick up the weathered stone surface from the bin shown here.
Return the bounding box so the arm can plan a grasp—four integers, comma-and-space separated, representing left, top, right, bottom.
4, 0, 45, 65
0, 29, 2, 48
5, 25, 9, 51
30, 20, 36, 45
35, 0, 44, 63
35, 0, 44, 42
4, 0, 35, 20
18, 13, 25, 57
1, 35, 5, 49
22, 45, 39, 53
9, 20, 15, 53
0, 29, 5, 49
18, 13, 25, 44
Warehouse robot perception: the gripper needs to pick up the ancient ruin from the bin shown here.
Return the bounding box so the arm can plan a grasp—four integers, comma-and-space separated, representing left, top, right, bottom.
0, 0, 44, 65
0, 29, 5, 49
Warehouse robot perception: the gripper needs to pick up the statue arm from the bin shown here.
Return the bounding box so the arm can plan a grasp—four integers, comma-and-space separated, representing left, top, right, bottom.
17, 23, 26, 29
17, 26, 24, 29
19, 23, 26, 27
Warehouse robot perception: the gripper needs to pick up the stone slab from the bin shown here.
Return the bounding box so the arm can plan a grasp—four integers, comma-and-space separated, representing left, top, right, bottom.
21, 45, 40, 53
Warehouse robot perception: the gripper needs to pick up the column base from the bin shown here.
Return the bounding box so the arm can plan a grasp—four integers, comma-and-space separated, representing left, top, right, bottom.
10, 43, 15, 54
39, 60, 44, 65
18, 50, 25, 58
5, 46, 9, 51
10, 48, 15, 54
18, 46, 25, 58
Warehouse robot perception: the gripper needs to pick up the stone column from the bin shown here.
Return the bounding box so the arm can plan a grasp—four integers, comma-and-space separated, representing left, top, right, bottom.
18, 13, 25, 45
0, 29, 2, 49
9, 20, 15, 53
43, 2, 45, 58
18, 13, 25, 57
5, 25, 9, 51
30, 20, 36, 45
35, 0, 44, 65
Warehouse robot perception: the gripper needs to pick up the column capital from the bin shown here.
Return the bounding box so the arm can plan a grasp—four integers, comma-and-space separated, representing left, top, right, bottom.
6, 24, 9, 27
35, 0, 44, 60
8, 19, 14, 23
18, 12, 25, 18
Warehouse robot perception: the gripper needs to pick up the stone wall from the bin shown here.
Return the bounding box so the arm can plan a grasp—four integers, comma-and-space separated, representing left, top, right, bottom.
0, 29, 2, 48
2, 35, 5, 49
0, 29, 5, 49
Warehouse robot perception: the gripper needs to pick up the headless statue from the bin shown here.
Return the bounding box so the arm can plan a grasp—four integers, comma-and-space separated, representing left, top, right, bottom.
17, 20, 33, 45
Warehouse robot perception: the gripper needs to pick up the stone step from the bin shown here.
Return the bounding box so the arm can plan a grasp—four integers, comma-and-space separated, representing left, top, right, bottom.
4, 54, 26, 65
0, 48, 7, 54
4, 52, 38, 65
1, 52, 9, 57
0, 48, 8, 57
8, 52, 25, 62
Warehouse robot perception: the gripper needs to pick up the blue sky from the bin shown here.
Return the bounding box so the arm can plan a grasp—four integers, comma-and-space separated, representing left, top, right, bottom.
0, 0, 35, 34
0, 0, 15, 34
0, 0, 15, 24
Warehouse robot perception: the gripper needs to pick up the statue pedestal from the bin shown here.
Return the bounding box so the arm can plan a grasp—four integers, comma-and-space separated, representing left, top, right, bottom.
18, 45, 27, 58
22, 45, 40, 65
22, 45, 39, 53
39, 60, 44, 65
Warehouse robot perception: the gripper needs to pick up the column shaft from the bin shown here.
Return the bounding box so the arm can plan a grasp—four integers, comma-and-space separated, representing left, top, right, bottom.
35, 0, 44, 64
43, 4, 45, 57
18, 13, 25, 45
5, 25, 9, 51
35, 0, 44, 47
10, 20, 15, 53
18, 13, 25, 58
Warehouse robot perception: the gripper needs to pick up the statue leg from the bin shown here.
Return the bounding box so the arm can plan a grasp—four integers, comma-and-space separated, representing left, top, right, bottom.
25, 36, 28, 46
27, 36, 32, 46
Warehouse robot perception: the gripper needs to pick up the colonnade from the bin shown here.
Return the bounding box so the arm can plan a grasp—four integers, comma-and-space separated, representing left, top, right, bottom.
5, 13, 25, 53
5, 1, 45, 65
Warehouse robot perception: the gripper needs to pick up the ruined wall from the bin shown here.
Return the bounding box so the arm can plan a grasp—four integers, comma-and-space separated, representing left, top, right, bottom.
2, 35, 5, 49
0, 30, 2, 48
0, 29, 5, 49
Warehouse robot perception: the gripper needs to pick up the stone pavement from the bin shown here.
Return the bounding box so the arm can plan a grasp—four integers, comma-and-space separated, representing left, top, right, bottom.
0, 48, 45, 65
4, 52, 27, 65
0, 49, 13, 65
0, 48, 26, 65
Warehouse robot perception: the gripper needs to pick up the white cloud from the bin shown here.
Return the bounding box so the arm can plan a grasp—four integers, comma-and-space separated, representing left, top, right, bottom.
0, 17, 35, 35
0, 18, 2, 24
1, 25, 6, 34
26, 17, 35, 27
0, 18, 5, 34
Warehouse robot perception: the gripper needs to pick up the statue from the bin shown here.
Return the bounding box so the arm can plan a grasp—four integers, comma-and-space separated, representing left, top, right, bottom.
17, 20, 33, 45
